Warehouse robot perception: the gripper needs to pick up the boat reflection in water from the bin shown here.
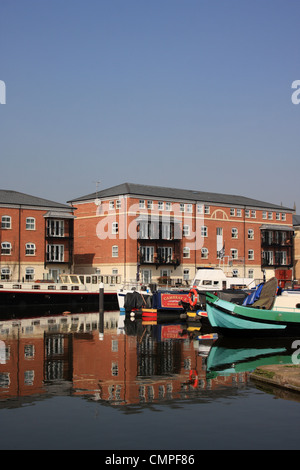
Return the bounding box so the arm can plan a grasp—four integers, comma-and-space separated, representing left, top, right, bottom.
206, 337, 296, 378
0, 309, 297, 407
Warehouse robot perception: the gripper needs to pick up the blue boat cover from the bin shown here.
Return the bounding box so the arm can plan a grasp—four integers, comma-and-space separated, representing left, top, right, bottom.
242, 283, 264, 306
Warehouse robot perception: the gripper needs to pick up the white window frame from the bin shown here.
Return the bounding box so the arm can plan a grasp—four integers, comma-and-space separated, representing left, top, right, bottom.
248, 229, 254, 240
248, 249, 254, 260
1, 268, 11, 280
1, 242, 11, 255
1, 216, 11, 229
25, 243, 36, 256
141, 246, 154, 263
112, 222, 118, 234
47, 219, 64, 237
25, 267, 35, 281
183, 247, 190, 258
183, 225, 190, 237
26, 217, 36, 230
112, 245, 118, 258
201, 226, 208, 237
231, 227, 238, 239
46, 244, 64, 262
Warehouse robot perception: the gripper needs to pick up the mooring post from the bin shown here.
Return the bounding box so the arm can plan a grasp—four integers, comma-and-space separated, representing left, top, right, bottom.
99, 282, 104, 340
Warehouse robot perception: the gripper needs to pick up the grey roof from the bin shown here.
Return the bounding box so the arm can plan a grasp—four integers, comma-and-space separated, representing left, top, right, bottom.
293, 214, 300, 226
0, 189, 72, 210
68, 182, 294, 211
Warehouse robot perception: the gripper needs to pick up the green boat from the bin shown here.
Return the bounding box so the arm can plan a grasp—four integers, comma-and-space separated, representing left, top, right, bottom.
206, 277, 300, 337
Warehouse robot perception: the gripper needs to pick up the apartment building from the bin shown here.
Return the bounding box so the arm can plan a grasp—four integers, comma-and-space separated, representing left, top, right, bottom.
69, 183, 295, 286
0, 190, 75, 282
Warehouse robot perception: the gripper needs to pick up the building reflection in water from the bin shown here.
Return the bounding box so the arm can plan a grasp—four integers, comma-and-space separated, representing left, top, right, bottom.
0, 310, 250, 406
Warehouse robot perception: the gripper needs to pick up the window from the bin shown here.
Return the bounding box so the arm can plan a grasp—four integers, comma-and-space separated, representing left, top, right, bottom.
201, 226, 208, 237
162, 223, 171, 240
139, 200, 145, 209
25, 243, 36, 255
25, 268, 35, 281
268, 212, 273, 220
1, 216, 11, 229
183, 247, 190, 258
201, 247, 208, 259
276, 213, 280, 220
147, 200, 153, 210
230, 208, 235, 216
179, 203, 185, 212
262, 211, 267, 219
248, 269, 254, 278
236, 209, 242, 217
197, 204, 204, 214
248, 250, 254, 260
112, 222, 118, 234
24, 344, 35, 358
109, 200, 114, 210
112, 246, 118, 257
165, 202, 172, 211
158, 201, 164, 210
183, 225, 190, 237
158, 246, 173, 262
245, 210, 250, 218
231, 249, 238, 259
282, 213, 286, 221
231, 228, 238, 238
140, 246, 154, 263
26, 218, 35, 230
47, 219, 64, 237
183, 269, 190, 281
116, 200, 121, 209
204, 205, 210, 214
248, 229, 254, 240
46, 244, 64, 262
1, 242, 11, 255
1, 268, 11, 280
251, 210, 256, 218
233, 269, 239, 277
186, 204, 192, 213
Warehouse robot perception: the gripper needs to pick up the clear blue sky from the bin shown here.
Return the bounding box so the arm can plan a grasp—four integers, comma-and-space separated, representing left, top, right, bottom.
1, 0, 299, 210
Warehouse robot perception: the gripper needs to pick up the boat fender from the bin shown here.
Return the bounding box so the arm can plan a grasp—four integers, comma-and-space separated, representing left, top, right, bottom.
189, 369, 199, 388
188, 288, 198, 307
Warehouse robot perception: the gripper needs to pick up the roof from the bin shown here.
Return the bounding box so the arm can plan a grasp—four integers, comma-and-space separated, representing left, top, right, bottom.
68, 182, 294, 211
293, 214, 300, 226
0, 189, 72, 210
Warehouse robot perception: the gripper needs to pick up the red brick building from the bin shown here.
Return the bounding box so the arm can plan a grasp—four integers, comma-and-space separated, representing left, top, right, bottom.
0, 190, 75, 282
69, 183, 295, 286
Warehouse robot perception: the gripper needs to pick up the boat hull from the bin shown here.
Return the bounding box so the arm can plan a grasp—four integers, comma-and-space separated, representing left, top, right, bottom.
0, 289, 118, 310
206, 293, 300, 338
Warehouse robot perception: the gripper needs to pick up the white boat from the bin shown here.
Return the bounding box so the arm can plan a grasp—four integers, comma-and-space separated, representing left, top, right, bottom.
0, 273, 120, 309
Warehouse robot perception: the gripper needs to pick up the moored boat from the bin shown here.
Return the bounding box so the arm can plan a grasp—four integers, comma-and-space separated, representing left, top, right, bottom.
0, 274, 119, 309
206, 277, 300, 337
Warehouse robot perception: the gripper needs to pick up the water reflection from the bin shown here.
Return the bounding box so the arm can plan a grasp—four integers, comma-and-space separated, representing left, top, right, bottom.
0, 309, 297, 408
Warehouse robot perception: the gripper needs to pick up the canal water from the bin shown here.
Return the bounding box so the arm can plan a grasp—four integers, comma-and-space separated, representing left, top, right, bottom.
1, 308, 300, 451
